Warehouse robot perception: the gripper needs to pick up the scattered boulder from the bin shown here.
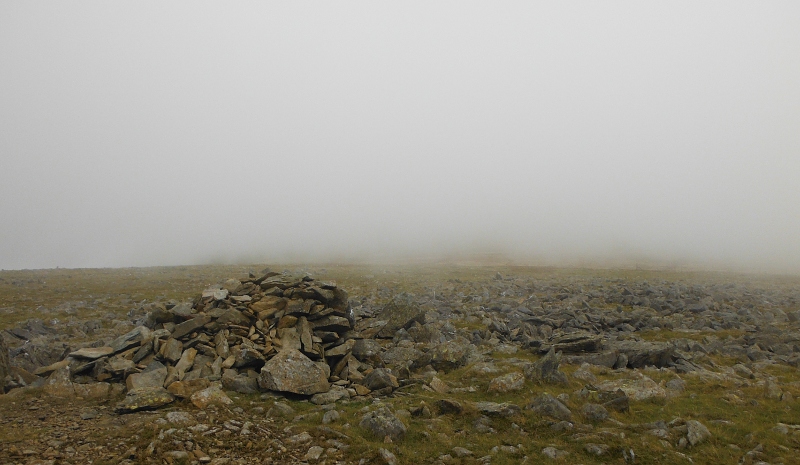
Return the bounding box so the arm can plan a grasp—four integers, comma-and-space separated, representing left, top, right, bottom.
542, 447, 570, 460
686, 420, 711, 446
581, 403, 609, 422
190, 384, 233, 409
611, 340, 674, 368
547, 331, 603, 354
437, 399, 464, 415
527, 393, 572, 421
115, 387, 174, 413
524, 348, 569, 385
310, 385, 350, 405
596, 373, 666, 401
488, 372, 525, 393
473, 401, 521, 417
360, 407, 407, 441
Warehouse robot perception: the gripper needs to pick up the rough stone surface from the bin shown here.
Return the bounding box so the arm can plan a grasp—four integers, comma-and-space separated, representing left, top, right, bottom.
596, 374, 666, 401
258, 349, 330, 395
686, 420, 711, 446
473, 401, 521, 417
488, 372, 525, 393
190, 384, 233, 409
524, 348, 568, 385
310, 386, 350, 405
581, 403, 609, 422
527, 393, 572, 421
69, 347, 114, 360
126, 361, 168, 391
359, 407, 407, 441
168, 378, 211, 398
542, 447, 569, 460
109, 326, 151, 354
115, 387, 174, 413
374, 294, 425, 338
362, 368, 399, 391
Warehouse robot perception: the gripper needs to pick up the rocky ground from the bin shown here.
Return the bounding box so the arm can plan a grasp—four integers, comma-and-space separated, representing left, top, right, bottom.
1, 264, 800, 465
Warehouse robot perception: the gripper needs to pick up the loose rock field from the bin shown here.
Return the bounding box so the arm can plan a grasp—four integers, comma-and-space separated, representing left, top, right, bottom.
1, 264, 799, 464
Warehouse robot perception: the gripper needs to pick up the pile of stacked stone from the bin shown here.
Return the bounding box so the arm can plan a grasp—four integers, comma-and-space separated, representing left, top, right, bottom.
47, 272, 403, 413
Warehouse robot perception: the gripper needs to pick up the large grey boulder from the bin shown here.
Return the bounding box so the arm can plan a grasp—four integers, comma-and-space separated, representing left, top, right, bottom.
258, 349, 330, 395
360, 407, 407, 441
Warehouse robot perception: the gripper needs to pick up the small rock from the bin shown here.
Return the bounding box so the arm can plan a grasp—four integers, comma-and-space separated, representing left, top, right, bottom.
581, 403, 608, 422
322, 409, 340, 424
190, 384, 233, 409
584, 443, 609, 456
473, 401, 521, 417
437, 399, 464, 415
164, 450, 189, 460
115, 387, 174, 413
378, 448, 397, 465
305, 445, 324, 461
310, 386, 350, 405
268, 402, 295, 417
429, 376, 450, 394
527, 393, 572, 421
360, 407, 407, 441
666, 378, 686, 392
541, 446, 569, 459
524, 348, 569, 385
764, 379, 783, 399
596, 373, 666, 401
488, 372, 525, 393
686, 420, 711, 446
165, 411, 193, 425
167, 378, 211, 398
285, 431, 313, 445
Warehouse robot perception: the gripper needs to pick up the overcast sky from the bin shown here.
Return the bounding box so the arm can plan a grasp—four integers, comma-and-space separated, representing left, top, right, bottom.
1, 2, 799, 272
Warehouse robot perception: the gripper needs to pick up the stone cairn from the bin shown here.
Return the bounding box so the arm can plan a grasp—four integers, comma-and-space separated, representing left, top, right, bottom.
53, 272, 391, 413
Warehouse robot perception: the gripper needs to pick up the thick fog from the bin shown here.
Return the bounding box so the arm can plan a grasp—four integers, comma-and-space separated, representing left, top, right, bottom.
1, 2, 799, 273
